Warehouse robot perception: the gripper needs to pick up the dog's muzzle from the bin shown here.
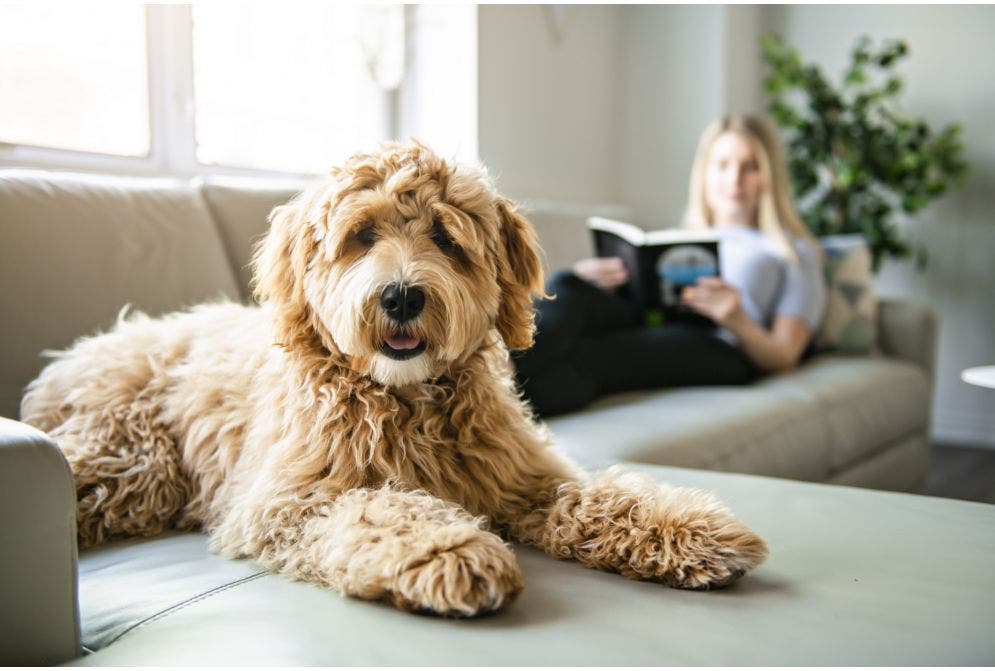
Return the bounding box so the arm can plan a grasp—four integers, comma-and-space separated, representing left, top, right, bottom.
380, 282, 427, 360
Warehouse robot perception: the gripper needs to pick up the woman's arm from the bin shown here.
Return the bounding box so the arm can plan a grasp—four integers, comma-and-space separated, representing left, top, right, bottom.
724, 311, 811, 372
682, 277, 811, 372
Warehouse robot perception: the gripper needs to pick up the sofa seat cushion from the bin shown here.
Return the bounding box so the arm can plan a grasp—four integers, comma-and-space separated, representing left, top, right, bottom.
547, 386, 830, 481
0, 170, 242, 420
763, 355, 931, 472
545, 355, 929, 482
71, 465, 995, 666
79, 534, 265, 651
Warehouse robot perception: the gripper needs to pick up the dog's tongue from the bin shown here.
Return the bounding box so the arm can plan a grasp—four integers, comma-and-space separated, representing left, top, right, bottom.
386, 335, 421, 350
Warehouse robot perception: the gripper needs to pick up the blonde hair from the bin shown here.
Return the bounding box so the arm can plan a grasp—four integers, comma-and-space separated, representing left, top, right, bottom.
682, 114, 818, 264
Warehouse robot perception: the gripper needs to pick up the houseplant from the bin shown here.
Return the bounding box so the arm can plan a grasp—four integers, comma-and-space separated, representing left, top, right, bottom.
760, 34, 969, 270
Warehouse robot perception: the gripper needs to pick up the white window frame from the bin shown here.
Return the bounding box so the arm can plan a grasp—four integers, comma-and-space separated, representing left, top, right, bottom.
0, 5, 410, 180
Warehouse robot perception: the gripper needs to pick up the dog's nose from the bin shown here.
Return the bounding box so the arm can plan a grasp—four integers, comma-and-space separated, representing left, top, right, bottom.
379, 283, 425, 323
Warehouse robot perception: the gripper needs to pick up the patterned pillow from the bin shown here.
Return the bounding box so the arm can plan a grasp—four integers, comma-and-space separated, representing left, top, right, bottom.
815, 235, 878, 354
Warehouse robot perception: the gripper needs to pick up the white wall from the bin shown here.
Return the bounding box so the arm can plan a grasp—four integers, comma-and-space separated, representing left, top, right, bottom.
722, 5, 770, 116
769, 5, 995, 446
477, 5, 624, 205
617, 5, 725, 228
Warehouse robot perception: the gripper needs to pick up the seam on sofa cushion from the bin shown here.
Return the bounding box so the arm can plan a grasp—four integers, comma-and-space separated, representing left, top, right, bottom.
694, 404, 828, 477
827, 426, 925, 476
702, 367, 923, 477
805, 372, 927, 469
192, 182, 247, 303
106, 570, 269, 646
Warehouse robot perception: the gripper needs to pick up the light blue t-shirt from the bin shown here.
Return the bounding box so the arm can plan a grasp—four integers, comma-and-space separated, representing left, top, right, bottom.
714, 224, 826, 344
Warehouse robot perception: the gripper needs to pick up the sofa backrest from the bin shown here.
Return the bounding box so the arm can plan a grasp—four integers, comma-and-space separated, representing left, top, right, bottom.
2, 169, 606, 420
0, 170, 244, 419
198, 177, 303, 302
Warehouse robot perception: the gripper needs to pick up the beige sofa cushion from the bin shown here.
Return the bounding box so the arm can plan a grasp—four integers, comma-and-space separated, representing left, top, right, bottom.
763, 356, 930, 471
71, 465, 995, 665
546, 354, 930, 483
0, 170, 241, 419
547, 384, 831, 481
198, 177, 303, 301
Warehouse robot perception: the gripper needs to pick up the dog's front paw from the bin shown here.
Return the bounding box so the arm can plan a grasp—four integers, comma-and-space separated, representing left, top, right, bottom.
391, 531, 523, 617
547, 473, 768, 590
656, 510, 768, 590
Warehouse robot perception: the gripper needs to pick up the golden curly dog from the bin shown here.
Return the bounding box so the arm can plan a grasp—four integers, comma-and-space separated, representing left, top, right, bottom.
21, 142, 767, 616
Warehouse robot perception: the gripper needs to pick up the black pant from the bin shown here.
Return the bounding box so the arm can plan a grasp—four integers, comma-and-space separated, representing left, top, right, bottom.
512, 270, 759, 417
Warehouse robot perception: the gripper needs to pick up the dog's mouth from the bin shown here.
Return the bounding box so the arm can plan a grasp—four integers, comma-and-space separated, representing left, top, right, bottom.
381, 333, 427, 361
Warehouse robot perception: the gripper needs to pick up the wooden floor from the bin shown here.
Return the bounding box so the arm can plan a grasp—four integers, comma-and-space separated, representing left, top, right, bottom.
918, 442, 995, 505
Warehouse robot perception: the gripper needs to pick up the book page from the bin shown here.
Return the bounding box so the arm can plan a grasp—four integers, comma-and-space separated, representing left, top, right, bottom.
643, 228, 719, 246
586, 217, 646, 246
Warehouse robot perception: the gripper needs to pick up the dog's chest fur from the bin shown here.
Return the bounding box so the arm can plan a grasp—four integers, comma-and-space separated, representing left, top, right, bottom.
160, 312, 536, 529
210, 343, 530, 523
322, 373, 490, 495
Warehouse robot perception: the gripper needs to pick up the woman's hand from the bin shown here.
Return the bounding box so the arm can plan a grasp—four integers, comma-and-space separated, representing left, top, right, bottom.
684, 277, 812, 373
681, 277, 745, 328
573, 256, 629, 291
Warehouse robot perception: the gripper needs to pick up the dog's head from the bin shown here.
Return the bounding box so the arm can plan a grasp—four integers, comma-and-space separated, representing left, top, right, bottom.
252, 141, 545, 386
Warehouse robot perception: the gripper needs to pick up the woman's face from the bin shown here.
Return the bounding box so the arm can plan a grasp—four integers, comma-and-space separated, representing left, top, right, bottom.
704, 131, 765, 227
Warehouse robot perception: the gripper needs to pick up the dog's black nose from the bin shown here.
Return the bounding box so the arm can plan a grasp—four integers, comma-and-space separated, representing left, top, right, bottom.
380, 283, 425, 323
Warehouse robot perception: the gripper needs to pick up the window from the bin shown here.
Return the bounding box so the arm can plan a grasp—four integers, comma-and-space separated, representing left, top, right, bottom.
0, 4, 476, 177
191, 5, 398, 174
0, 5, 150, 157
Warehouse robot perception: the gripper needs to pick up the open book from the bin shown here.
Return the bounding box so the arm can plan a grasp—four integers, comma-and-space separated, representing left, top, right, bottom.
587, 217, 721, 326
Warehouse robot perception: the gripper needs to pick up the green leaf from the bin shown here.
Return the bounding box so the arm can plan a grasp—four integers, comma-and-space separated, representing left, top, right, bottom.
852, 35, 872, 64
899, 152, 920, 171
927, 182, 945, 196
837, 164, 857, 189
901, 194, 927, 213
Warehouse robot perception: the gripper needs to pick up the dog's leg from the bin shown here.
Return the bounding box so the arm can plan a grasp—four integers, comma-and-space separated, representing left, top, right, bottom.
510, 468, 768, 590
39, 406, 193, 549
215, 486, 522, 617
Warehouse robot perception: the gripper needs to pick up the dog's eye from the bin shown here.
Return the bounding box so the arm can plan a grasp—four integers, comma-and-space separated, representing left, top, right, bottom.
430, 221, 455, 252
355, 225, 377, 246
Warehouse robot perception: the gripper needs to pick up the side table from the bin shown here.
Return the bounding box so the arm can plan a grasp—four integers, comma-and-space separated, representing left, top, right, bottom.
961, 365, 995, 389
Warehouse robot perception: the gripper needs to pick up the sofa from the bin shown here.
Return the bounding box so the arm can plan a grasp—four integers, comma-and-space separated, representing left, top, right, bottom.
0, 169, 935, 490
3, 169, 990, 666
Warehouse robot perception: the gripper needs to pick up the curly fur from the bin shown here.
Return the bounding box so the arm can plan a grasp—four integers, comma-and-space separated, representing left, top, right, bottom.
21, 141, 767, 617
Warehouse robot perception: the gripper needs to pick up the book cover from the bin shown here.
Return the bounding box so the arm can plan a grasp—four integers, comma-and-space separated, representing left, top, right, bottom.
586, 217, 720, 326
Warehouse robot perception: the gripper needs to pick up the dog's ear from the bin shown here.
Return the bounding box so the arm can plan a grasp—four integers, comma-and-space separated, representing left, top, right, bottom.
251, 189, 326, 351
495, 198, 546, 351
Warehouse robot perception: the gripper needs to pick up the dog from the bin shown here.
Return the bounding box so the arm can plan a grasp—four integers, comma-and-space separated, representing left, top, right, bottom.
21, 142, 767, 616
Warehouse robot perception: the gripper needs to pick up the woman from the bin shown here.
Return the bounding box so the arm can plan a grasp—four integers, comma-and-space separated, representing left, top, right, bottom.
513, 115, 826, 417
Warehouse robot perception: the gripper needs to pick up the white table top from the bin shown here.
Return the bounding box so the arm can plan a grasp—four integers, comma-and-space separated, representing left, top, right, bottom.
961, 366, 995, 389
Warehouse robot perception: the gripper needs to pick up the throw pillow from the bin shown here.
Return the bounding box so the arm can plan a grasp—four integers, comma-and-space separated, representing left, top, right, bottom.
815, 235, 878, 354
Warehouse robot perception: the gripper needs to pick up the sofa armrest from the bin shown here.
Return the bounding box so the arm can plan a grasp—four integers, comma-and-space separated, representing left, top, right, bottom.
0, 417, 81, 665
877, 297, 938, 377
